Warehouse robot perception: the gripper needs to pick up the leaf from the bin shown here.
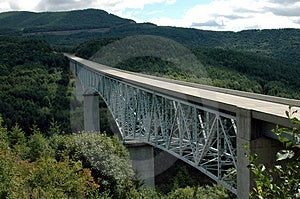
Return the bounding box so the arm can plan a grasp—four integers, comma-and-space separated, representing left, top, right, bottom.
285, 141, 293, 148
276, 150, 294, 161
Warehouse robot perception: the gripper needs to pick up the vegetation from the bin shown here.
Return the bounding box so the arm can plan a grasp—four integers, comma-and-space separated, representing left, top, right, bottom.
247, 106, 300, 198
0, 115, 135, 198
0, 8, 299, 198
74, 37, 122, 59
192, 48, 300, 98
0, 113, 231, 198
1, 9, 299, 64
77, 36, 300, 99
0, 36, 232, 198
0, 36, 70, 134
0, 9, 133, 34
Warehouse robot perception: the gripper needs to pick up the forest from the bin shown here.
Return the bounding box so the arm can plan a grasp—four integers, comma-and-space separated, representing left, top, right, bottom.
0, 36, 235, 198
0, 8, 300, 199
1, 9, 299, 64
76, 37, 300, 99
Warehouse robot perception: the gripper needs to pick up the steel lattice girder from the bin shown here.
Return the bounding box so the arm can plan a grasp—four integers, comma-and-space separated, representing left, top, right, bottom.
72, 61, 238, 194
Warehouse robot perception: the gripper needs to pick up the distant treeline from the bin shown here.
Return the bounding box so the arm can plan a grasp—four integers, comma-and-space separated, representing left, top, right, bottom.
74, 37, 300, 99
0, 35, 233, 199
0, 9, 299, 64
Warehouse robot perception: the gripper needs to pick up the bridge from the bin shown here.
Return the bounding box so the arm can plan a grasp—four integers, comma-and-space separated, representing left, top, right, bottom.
66, 54, 300, 198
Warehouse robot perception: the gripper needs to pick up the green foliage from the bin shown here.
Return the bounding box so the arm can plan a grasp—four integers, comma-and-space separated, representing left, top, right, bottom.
171, 166, 196, 190
1, 114, 235, 198
74, 37, 122, 59
7, 124, 26, 147
167, 184, 231, 199
4, 99, 236, 199
74, 132, 135, 198
1, 123, 90, 197
27, 130, 54, 161
0, 115, 9, 150
1, 9, 299, 64
76, 36, 299, 99
0, 9, 133, 35
192, 47, 300, 98
248, 106, 300, 198
115, 56, 178, 75
26, 158, 97, 199
0, 36, 71, 134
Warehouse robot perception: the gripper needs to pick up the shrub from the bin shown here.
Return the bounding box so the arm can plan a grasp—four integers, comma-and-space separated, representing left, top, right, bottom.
248, 106, 300, 198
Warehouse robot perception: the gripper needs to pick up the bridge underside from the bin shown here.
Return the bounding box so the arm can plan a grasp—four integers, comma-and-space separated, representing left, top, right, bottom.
71, 61, 238, 194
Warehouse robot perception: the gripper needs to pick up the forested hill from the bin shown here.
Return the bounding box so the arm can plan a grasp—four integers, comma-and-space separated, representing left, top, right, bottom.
0, 9, 134, 34
0, 9, 299, 64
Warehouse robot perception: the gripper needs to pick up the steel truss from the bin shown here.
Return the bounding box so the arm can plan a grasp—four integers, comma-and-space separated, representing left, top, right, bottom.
71, 61, 237, 194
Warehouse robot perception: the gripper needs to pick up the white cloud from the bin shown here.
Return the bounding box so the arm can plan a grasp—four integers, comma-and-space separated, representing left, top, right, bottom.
166, 0, 176, 5
0, 0, 41, 12
147, 0, 300, 31
147, 10, 164, 15
0, 2, 10, 12
91, 0, 171, 16
0, 0, 300, 31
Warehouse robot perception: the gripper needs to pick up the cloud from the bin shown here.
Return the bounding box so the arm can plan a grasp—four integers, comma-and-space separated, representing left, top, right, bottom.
0, 0, 41, 12
147, 10, 164, 15
152, 0, 300, 31
23, 0, 176, 24
264, 2, 300, 17
165, 0, 176, 5
1, 0, 300, 31
192, 20, 224, 28
36, 0, 95, 11
267, 0, 299, 4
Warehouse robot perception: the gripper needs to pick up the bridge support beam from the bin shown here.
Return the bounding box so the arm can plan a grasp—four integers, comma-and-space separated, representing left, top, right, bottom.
125, 141, 155, 186
83, 93, 100, 132
237, 108, 282, 198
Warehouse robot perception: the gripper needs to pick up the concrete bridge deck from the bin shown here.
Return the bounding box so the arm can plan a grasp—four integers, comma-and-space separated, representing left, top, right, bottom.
68, 54, 300, 127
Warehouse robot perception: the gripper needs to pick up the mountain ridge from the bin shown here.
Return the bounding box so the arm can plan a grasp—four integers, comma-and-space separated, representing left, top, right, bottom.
0, 8, 134, 33
0, 9, 299, 64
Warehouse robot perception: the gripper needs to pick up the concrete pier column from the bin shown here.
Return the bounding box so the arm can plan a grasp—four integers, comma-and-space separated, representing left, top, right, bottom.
125, 141, 155, 186
236, 108, 255, 199
236, 108, 282, 199
83, 93, 100, 132
75, 77, 84, 102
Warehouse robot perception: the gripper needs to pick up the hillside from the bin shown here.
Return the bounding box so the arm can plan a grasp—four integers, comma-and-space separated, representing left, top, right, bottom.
0, 9, 134, 34
75, 37, 300, 99
0, 9, 299, 198
1, 9, 299, 98
0, 9, 299, 64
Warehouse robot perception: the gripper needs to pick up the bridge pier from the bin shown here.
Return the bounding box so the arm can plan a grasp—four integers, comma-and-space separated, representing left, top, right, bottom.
125, 141, 155, 186
237, 108, 282, 199
83, 93, 100, 132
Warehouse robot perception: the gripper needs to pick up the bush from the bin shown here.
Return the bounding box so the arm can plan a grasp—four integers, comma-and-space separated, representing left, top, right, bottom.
74, 132, 135, 198
248, 106, 300, 198
167, 184, 231, 199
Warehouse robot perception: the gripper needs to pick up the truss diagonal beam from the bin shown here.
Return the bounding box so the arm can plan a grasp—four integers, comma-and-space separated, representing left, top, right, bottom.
70, 60, 238, 194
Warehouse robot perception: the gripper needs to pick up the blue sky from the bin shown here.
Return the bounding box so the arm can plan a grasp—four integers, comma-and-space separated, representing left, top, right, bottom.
125, 0, 207, 20
1, 0, 300, 31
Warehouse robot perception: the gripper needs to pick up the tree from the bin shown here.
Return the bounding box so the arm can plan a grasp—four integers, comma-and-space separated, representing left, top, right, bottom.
0, 120, 100, 198
74, 132, 135, 198
248, 106, 300, 198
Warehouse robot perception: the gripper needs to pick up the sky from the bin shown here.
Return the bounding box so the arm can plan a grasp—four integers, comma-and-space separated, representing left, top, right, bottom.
0, 0, 300, 31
